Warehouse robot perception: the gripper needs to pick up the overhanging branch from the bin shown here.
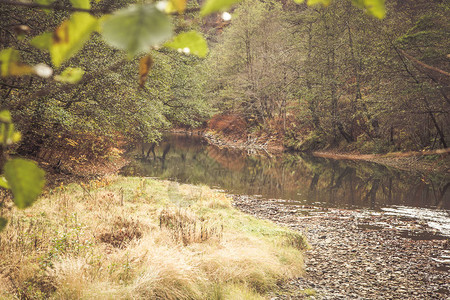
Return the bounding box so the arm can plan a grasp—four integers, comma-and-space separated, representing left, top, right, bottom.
0, 0, 201, 15
0, 0, 110, 14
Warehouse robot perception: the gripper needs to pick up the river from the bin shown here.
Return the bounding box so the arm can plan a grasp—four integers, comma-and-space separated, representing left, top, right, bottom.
121, 133, 450, 239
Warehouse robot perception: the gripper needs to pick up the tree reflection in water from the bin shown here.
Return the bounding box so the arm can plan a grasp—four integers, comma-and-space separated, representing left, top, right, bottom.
121, 133, 450, 210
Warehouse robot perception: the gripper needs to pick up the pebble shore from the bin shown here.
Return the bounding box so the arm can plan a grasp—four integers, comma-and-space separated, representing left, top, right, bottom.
233, 195, 449, 299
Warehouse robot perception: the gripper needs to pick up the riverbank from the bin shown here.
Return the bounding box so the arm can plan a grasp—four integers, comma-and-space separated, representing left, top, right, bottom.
313, 150, 450, 174
170, 128, 284, 155
194, 128, 450, 174
0, 177, 306, 299
233, 195, 450, 299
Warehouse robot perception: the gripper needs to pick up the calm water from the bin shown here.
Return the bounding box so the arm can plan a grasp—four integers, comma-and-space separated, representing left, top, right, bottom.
121, 133, 450, 236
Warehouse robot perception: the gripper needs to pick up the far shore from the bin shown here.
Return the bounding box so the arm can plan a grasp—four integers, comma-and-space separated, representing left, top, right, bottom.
170, 128, 450, 174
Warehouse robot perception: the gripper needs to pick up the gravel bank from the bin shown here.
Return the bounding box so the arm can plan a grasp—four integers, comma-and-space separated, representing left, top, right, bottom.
232, 195, 449, 299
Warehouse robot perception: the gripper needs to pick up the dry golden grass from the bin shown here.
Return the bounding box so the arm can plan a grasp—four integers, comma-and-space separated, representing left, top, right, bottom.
159, 207, 223, 245
0, 176, 306, 299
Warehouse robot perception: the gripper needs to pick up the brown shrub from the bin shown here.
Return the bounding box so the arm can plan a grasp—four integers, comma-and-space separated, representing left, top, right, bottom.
98, 217, 143, 248
207, 114, 247, 138
159, 208, 222, 246
31, 130, 127, 174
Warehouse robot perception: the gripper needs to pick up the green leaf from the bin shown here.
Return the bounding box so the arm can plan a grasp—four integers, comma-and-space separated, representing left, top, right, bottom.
31, 13, 98, 67
0, 110, 12, 123
0, 123, 21, 145
101, 4, 173, 57
70, 0, 90, 9
54, 67, 85, 84
200, 0, 242, 17
0, 217, 7, 232
4, 159, 45, 209
0, 48, 15, 76
350, 0, 385, 18
36, 0, 55, 5
12, 132, 21, 143
293, 0, 304, 3
165, 31, 209, 58
139, 55, 153, 88
0, 111, 21, 146
307, 0, 332, 6
362, 0, 385, 19
30, 32, 52, 50
0, 48, 34, 77
167, 0, 187, 13
36, 0, 55, 13
0, 177, 9, 189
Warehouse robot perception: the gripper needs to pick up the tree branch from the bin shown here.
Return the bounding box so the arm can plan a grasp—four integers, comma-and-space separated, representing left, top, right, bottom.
398, 49, 450, 78
0, 0, 201, 15
0, 0, 111, 14
0, 82, 25, 89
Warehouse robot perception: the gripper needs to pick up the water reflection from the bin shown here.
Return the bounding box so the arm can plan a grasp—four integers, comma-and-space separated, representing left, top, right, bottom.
121, 133, 450, 210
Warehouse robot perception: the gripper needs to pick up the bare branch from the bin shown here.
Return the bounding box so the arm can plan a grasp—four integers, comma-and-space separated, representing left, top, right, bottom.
0, 82, 25, 89
398, 49, 450, 78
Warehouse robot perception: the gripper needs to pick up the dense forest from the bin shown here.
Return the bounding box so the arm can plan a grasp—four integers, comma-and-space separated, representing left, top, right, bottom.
1, 0, 448, 164
206, 0, 449, 152
1, 0, 210, 160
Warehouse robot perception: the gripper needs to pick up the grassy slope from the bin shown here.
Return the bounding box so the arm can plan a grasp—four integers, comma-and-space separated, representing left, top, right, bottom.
0, 176, 306, 299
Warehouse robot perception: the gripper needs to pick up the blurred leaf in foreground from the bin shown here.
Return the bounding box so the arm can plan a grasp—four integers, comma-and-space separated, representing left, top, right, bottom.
165, 31, 209, 58
4, 159, 45, 209
102, 4, 173, 57
55, 67, 85, 84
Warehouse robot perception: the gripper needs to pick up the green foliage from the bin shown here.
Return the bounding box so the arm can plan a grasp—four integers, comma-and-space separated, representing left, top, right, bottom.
206, 0, 293, 121
210, 0, 447, 151
0, 0, 387, 80
101, 4, 173, 57
2, 0, 387, 77
165, 31, 209, 58
286, 131, 327, 151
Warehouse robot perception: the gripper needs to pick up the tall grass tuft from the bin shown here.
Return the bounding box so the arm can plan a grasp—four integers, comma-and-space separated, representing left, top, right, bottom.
159, 207, 223, 245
